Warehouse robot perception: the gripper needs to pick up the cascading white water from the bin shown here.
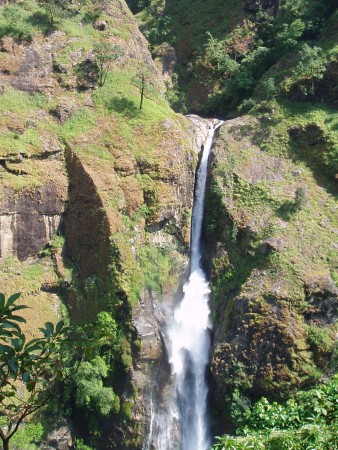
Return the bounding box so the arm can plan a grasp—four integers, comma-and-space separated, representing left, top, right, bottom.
168, 120, 223, 450
144, 119, 222, 450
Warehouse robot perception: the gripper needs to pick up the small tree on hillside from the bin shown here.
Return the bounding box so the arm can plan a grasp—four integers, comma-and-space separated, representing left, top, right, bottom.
0, 293, 83, 450
2, 5, 20, 28
93, 42, 124, 87
132, 64, 156, 110
37, 0, 67, 26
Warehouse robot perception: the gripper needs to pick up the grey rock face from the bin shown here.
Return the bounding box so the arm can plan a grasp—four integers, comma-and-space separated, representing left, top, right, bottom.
52, 100, 76, 123
259, 237, 286, 254
153, 43, 177, 83
0, 183, 65, 260
44, 425, 74, 449
11, 46, 53, 92
93, 19, 107, 30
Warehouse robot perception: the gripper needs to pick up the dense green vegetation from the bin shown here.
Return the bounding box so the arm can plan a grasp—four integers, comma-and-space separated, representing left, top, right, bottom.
129, 0, 338, 114
213, 374, 338, 449
0, 0, 337, 448
0, 293, 80, 450
0, 292, 127, 449
202, 0, 337, 114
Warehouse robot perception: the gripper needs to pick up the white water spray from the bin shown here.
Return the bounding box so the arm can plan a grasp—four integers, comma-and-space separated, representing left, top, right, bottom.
168, 120, 223, 450
144, 119, 223, 450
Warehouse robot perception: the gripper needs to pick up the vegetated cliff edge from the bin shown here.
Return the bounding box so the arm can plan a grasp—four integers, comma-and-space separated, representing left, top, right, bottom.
128, 0, 338, 114
205, 106, 337, 431
0, 0, 337, 448
0, 0, 201, 447
128, 0, 338, 435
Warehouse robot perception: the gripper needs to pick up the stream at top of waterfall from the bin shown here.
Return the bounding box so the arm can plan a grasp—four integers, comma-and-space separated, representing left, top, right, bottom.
144, 118, 223, 450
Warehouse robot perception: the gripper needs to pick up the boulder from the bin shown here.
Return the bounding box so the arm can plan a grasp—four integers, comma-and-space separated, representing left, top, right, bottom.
52, 100, 76, 123
259, 237, 285, 254
93, 19, 107, 31
153, 43, 177, 84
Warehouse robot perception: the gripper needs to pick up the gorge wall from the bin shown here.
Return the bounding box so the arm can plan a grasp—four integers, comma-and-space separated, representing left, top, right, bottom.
0, 1, 200, 447
0, 0, 337, 448
206, 112, 337, 430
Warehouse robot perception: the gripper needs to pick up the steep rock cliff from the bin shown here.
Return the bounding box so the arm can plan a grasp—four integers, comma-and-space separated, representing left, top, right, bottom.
0, 0, 198, 447
205, 110, 337, 429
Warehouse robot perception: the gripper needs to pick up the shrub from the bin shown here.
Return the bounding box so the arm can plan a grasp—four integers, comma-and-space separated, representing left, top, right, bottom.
213, 375, 338, 450
73, 356, 120, 415
293, 186, 306, 210
238, 98, 256, 114
0, 5, 34, 41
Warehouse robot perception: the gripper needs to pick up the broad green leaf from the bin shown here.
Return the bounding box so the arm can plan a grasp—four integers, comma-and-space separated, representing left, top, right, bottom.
1, 321, 18, 329
23, 341, 43, 356
0, 344, 16, 355
24, 344, 43, 355
45, 322, 55, 334
0, 330, 13, 338
6, 293, 21, 307
7, 358, 19, 375
5, 320, 21, 332
22, 372, 30, 382
0, 293, 5, 309
11, 305, 29, 312
11, 338, 23, 352
10, 315, 26, 323
55, 321, 64, 334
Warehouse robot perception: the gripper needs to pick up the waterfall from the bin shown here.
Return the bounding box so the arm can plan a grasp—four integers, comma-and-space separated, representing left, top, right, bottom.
144, 119, 223, 450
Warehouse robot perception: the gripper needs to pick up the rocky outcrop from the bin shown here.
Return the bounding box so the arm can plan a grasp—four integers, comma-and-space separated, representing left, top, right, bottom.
206, 115, 337, 427
63, 149, 116, 321
131, 288, 178, 447
0, 183, 66, 260
244, 0, 280, 16
153, 43, 177, 85
0, 0, 200, 447
44, 425, 74, 450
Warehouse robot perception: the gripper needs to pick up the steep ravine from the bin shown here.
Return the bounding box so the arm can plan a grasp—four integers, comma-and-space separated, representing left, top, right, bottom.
0, 0, 337, 448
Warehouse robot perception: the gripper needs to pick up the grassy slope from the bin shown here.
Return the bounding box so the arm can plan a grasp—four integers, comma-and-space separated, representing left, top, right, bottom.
0, 0, 191, 317
0, 1, 194, 447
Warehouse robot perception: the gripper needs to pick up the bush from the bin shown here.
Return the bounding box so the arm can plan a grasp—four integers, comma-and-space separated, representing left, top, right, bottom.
73, 356, 120, 415
75, 439, 93, 450
213, 375, 338, 450
293, 186, 307, 210
0, 5, 34, 41
238, 98, 256, 114
257, 78, 278, 100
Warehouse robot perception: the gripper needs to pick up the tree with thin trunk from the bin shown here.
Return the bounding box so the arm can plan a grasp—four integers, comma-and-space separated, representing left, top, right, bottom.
139, 72, 146, 110
0, 293, 84, 450
37, 0, 67, 27
93, 42, 124, 87
132, 64, 156, 110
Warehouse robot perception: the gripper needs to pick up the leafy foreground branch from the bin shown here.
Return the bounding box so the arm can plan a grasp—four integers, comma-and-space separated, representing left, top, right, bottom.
0, 293, 89, 450
213, 374, 338, 450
